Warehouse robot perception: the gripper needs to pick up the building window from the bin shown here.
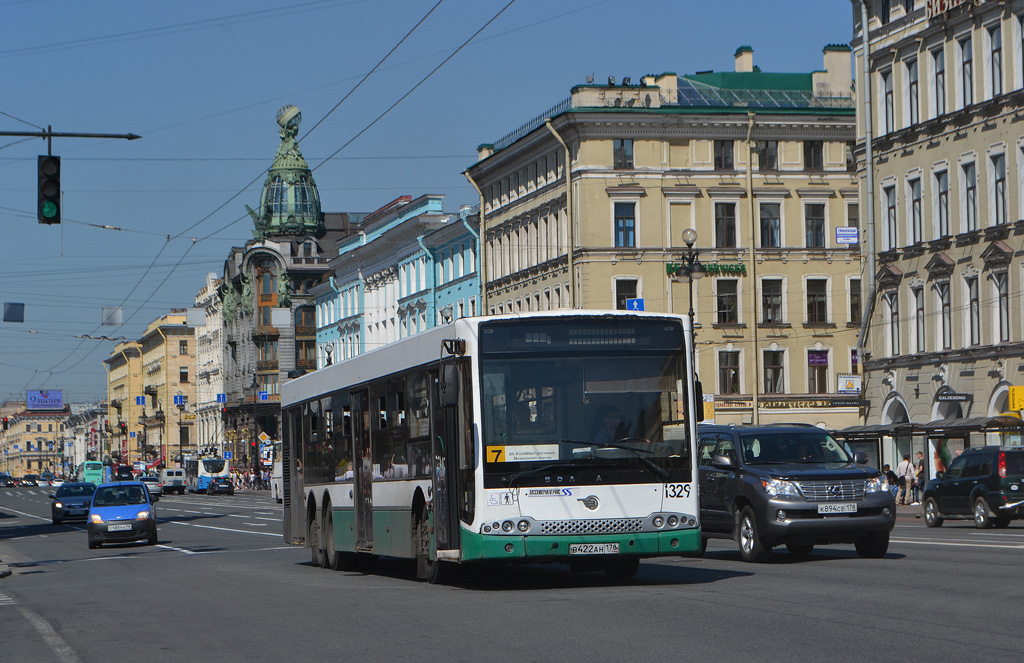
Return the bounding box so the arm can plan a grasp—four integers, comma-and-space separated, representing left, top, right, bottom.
995, 272, 1010, 342
935, 170, 949, 237
960, 36, 973, 107
937, 283, 951, 350
179, 341, 188, 355
851, 278, 862, 324
847, 202, 859, 229
760, 203, 781, 248
179, 366, 189, 383
907, 59, 919, 125
908, 177, 922, 244
719, 351, 740, 395
967, 276, 980, 345
881, 69, 894, 133
887, 292, 900, 356
613, 202, 636, 248
715, 202, 737, 248
762, 279, 783, 323
714, 140, 734, 170
989, 24, 1003, 97
763, 350, 784, 394
613, 139, 633, 169
806, 279, 827, 324
757, 141, 778, 170
805, 203, 825, 248
717, 280, 739, 324
804, 140, 824, 170
913, 287, 925, 353
884, 185, 897, 250
992, 153, 1007, 225
615, 279, 637, 310
962, 162, 977, 232
808, 350, 829, 394
932, 48, 946, 117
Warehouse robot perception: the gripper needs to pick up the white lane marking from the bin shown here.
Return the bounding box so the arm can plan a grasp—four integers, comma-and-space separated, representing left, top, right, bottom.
155, 544, 196, 554
892, 538, 1024, 550
0, 506, 50, 521
0, 592, 15, 606
169, 521, 279, 537
243, 523, 267, 527
20, 607, 83, 663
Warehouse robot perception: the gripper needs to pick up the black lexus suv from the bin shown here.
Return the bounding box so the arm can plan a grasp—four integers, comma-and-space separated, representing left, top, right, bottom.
698, 424, 895, 562
921, 446, 1024, 528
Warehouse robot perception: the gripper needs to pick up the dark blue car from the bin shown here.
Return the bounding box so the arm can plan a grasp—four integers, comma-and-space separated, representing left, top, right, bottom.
86, 481, 159, 549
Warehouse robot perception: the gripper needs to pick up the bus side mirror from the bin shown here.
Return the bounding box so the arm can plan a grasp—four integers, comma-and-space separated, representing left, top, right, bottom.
439, 363, 460, 407
694, 380, 704, 422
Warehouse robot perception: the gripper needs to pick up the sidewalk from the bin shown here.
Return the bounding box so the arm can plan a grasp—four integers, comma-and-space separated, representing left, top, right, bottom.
895, 500, 924, 520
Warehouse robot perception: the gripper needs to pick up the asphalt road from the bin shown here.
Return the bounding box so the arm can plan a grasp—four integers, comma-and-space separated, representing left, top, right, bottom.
1, 489, 1022, 663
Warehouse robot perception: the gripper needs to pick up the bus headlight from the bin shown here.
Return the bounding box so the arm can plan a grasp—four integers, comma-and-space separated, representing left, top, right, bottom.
667, 516, 679, 527
517, 520, 530, 532
501, 521, 514, 532
652, 516, 665, 528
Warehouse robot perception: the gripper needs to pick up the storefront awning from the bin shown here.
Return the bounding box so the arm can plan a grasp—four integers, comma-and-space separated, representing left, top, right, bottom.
834, 423, 917, 439
919, 415, 1024, 435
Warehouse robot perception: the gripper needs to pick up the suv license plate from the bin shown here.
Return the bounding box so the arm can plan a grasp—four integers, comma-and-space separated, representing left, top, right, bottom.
107, 523, 132, 532
817, 503, 857, 514
568, 543, 619, 555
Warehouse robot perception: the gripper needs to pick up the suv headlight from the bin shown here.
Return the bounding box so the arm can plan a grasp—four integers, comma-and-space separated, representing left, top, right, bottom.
865, 476, 887, 494
762, 478, 801, 498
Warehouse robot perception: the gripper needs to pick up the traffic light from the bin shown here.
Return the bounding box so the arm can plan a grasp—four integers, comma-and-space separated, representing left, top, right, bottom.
2, 417, 7, 430
37, 155, 61, 224
119, 422, 127, 435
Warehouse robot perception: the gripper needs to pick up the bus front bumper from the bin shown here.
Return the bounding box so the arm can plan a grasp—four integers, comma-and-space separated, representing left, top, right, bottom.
458, 528, 702, 562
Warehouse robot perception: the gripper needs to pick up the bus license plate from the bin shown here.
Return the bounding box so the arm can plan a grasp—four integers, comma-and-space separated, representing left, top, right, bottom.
569, 543, 619, 555
817, 503, 857, 514
107, 523, 132, 532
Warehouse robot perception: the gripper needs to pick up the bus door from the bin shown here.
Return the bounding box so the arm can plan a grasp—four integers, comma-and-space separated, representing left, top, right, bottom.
351, 389, 373, 552
432, 360, 462, 552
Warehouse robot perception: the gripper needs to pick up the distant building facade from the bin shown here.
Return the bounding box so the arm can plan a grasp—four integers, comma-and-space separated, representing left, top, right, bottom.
851, 0, 1024, 471
466, 46, 861, 429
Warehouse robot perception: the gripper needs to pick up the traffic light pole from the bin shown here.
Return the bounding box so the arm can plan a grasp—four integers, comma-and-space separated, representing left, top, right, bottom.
0, 127, 141, 155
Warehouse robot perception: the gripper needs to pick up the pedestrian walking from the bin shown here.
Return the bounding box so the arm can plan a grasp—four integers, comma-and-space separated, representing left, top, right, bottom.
914, 450, 926, 504
896, 454, 915, 505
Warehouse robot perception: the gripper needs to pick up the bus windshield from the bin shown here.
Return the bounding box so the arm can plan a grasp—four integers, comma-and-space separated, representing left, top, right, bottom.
480, 318, 691, 487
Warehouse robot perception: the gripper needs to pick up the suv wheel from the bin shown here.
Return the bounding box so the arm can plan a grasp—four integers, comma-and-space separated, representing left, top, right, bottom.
923, 498, 943, 528
973, 497, 992, 529
992, 516, 1011, 528
785, 543, 814, 557
854, 531, 889, 558
736, 506, 770, 563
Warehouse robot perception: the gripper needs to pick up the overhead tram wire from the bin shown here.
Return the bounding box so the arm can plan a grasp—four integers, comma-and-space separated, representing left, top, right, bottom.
32, 0, 519, 384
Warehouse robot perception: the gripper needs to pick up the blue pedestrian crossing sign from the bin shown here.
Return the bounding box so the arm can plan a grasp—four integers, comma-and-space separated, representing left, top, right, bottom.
625, 298, 644, 311
224, 451, 232, 460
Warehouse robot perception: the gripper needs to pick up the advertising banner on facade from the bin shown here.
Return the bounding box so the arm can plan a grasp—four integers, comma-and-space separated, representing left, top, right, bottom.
27, 390, 64, 411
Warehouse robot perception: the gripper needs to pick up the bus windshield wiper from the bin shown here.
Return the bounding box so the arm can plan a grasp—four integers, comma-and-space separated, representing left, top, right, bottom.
562, 439, 670, 480
504, 463, 575, 487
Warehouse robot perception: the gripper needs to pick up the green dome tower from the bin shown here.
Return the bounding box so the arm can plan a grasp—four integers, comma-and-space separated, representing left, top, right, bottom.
246, 105, 325, 239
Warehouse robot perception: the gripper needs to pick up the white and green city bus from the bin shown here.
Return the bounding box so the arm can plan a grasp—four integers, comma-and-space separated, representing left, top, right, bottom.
281, 311, 703, 582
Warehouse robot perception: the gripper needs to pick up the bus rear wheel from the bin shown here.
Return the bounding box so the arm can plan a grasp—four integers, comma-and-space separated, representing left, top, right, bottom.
308, 517, 323, 568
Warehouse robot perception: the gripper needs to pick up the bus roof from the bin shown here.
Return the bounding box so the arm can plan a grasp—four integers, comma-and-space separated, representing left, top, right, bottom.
281, 310, 687, 409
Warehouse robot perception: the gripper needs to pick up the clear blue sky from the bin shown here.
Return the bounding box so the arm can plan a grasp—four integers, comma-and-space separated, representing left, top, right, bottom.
0, 0, 854, 403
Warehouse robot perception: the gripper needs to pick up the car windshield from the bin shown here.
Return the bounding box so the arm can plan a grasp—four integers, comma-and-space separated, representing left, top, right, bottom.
57, 484, 96, 497
93, 485, 149, 507
739, 431, 851, 464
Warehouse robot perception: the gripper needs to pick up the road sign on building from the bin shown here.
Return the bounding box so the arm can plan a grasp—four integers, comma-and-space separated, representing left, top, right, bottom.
625, 298, 644, 311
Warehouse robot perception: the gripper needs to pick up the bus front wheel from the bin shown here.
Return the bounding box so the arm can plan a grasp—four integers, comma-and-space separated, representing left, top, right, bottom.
308, 517, 323, 568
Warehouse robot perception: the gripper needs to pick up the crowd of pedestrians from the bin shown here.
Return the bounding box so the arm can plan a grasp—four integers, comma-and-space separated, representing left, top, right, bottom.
228, 468, 271, 490
881, 448, 956, 505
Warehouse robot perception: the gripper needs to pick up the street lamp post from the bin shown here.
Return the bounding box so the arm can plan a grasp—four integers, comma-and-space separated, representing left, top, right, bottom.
678, 228, 705, 325
324, 343, 333, 367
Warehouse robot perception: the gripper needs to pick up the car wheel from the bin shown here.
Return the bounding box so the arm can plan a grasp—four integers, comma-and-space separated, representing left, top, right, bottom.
992, 516, 1011, 528
973, 497, 992, 529
923, 498, 943, 527
52, 517, 62, 526
736, 506, 771, 563
149, 531, 158, 546
88, 539, 99, 550
854, 531, 889, 558
785, 543, 814, 557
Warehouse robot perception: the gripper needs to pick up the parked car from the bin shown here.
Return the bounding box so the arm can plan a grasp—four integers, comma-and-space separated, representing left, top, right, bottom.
158, 468, 186, 495
698, 424, 895, 562
139, 475, 161, 497
0, 473, 17, 487
21, 474, 39, 486
50, 482, 97, 525
205, 476, 234, 496
40, 471, 55, 485
922, 446, 1024, 528
86, 481, 159, 549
